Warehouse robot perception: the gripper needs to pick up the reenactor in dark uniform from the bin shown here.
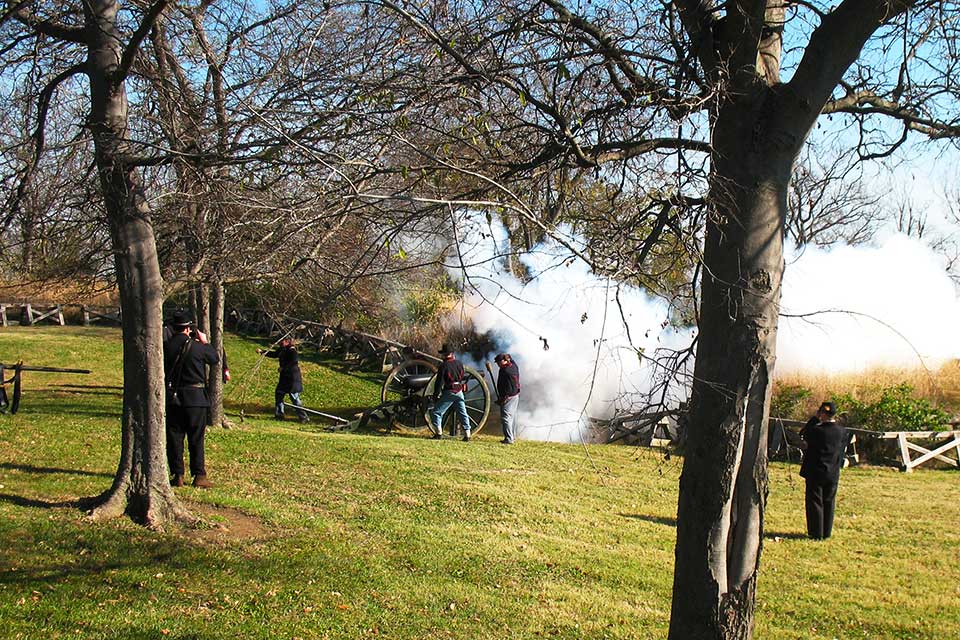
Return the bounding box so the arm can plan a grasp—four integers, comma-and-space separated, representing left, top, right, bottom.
495, 353, 521, 444
799, 401, 848, 539
257, 338, 309, 422
164, 311, 219, 488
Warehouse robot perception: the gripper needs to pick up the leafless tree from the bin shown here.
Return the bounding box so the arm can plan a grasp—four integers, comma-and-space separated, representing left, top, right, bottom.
1, 0, 188, 526
365, 2, 960, 637
0, 65, 111, 285
891, 182, 960, 280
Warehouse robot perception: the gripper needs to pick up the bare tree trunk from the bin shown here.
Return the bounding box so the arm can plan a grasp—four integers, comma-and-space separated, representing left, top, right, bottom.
196, 282, 211, 334
188, 285, 198, 325
81, 0, 191, 528
207, 279, 230, 428
20, 214, 35, 272
668, 87, 798, 638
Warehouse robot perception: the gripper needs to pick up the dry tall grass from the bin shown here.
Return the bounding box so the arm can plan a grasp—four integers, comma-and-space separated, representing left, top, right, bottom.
776, 359, 960, 417
0, 279, 117, 305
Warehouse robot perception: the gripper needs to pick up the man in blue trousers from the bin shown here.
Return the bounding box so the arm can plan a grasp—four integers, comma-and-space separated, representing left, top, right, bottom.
430, 344, 472, 441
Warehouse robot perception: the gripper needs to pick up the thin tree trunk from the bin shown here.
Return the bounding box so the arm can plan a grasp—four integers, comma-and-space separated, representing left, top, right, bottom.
207, 280, 230, 428
21, 215, 35, 273
196, 282, 211, 334
188, 286, 198, 326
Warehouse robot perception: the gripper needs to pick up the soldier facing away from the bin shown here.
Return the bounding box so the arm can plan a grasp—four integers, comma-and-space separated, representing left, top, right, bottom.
164, 311, 219, 488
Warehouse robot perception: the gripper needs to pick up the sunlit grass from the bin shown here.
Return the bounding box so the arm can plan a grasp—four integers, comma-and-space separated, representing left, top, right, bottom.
1, 327, 958, 639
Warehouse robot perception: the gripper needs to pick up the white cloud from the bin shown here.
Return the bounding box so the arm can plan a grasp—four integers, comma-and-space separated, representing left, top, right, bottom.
447, 214, 960, 440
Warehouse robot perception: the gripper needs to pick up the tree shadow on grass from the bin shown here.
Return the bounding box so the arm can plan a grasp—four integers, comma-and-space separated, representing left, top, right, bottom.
0, 492, 99, 510
764, 531, 808, 540
619, 513, 808, 541
51, 383, 123, 395
8, 400, 120, 419
0, 462, 112, 478
0, 559, 144, 585
620, 513, 677, 527
0, 542, 181, 586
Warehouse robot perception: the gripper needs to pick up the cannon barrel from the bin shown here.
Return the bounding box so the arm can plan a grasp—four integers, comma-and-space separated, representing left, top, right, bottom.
402, 373, 434, 391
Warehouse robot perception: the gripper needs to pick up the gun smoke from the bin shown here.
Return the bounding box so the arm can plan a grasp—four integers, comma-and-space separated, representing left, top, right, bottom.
446, 214, 960, 442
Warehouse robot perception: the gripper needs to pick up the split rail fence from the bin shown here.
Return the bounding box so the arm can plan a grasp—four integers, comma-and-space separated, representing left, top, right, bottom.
226, 307, 438, 374
0, 302, 121, 327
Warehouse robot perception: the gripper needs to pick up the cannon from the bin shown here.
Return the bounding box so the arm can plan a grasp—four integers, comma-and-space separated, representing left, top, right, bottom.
379, 357, 492, 435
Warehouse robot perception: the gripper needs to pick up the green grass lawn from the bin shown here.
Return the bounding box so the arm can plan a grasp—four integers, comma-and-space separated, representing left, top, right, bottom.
1, 327, 958, 639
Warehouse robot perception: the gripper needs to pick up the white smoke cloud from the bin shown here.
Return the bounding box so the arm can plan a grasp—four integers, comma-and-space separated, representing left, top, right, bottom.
777, 233, 960, 373
448, 215, 960, 440
449, 215, 693, 442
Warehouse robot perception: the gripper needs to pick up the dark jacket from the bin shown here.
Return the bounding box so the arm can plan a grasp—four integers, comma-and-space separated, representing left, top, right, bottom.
434, 357, 465, 399
496, 361, 520, 400
164, 332, 219, 407
799, 417, 848, 485
265, 345, 303, 393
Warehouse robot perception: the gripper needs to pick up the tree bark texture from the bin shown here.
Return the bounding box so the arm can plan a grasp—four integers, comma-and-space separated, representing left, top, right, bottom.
81, 0, 190, 528
666, 1, 919, 634
668, 81, 802, 640
207, 280, 229, 428
196, 282, 211, 334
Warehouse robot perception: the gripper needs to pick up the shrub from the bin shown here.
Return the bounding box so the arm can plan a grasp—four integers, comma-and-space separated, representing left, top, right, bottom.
403, 281, 458, 325
770, 383, 813, 420
833, 383, 950, 432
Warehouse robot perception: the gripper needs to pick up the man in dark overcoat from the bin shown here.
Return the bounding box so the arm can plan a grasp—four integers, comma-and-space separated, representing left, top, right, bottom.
164, 311, 219, 488
258, 338, 309, 422
799, 401, 848, 539
495, 353, 521, 444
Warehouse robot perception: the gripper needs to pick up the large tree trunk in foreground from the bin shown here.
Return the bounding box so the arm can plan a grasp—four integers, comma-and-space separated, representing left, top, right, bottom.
82, 0, 191, 528
664, 1, 928, 637
669, 85, 799, 638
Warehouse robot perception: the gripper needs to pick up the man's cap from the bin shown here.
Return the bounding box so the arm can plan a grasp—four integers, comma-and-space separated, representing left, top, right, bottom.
819, 401, 837, 416
495, 353, 510, 363
170, 310, 194, 329
438, 343, 452, 355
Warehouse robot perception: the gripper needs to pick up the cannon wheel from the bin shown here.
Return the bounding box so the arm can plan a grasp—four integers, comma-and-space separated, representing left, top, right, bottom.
381, 359, 437, 430
425, 366, 491, 436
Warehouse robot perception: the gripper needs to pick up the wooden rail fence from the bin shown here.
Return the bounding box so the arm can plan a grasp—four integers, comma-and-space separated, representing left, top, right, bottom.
0, 302, 121, 328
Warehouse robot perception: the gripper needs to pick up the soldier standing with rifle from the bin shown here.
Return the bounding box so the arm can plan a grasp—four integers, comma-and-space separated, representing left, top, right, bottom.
164, 311, 219, 488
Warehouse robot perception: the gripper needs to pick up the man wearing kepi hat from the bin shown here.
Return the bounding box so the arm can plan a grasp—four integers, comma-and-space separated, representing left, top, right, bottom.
430, 344, 472, 441
799, 401, 848, 539
164, 311, 220, 488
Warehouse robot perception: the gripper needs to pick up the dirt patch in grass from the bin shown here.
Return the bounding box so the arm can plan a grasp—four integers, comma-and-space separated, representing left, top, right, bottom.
182, 501, 273, 544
